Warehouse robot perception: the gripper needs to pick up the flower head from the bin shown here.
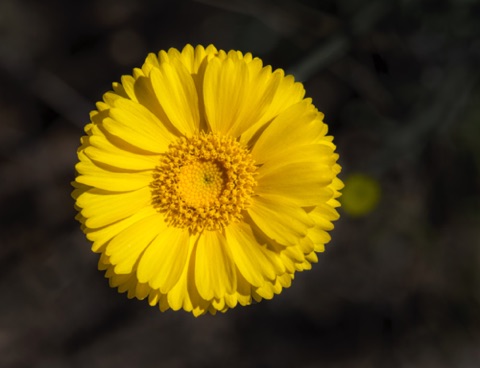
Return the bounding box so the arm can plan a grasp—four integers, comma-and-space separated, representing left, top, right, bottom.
73, 44, 343, 316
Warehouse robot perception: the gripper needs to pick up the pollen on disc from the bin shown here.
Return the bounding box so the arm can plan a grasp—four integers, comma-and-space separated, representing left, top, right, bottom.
177, 161, 225, 208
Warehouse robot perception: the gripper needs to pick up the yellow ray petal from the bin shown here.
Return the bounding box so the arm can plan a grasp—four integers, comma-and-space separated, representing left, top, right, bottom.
255, 282, 275, 300
88, 120, 158, 157
307, 226, 332, 246
224, 222, 276, 287
226, 59, 280, 138
106, 212, 164, 273
259, 143, 335, 170
85, 206, 158, 252
305, 251, 318, 263
256, 160, 334, 207
76, 167, 153, 192
223, 293, 237, 309
112, 81, 128, 99
108, 269, 132, 287
120, 75, 138, 102
177, 44, 195, 73
137, 226, 190, 294
135, 282, 151, 300
248, 195, 314, 246
141, 53, 160, 76
130, 75, 177, 133
78, 187, 151, 228
84, 142, 159, 171
261, 71, 305, 121
239, 71, 306, 146
311, 203, 340, 223
150, 60, 200, 136
178, 44, 216, 74
283, 245, 305, 263
229, 267, 253, 307
203, 57, 248, 134
166, 235, 199, 312
298, 236, 315, 254
250, 100, 327, 164
194, 231, 236, 300
105, 99, 175, 153
102, 91, 123, 109
148, 289, 160, 306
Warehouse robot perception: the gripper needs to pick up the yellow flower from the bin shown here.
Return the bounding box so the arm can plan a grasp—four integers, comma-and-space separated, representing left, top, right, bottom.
72, 44, 343, 316
341, 173, 380, 217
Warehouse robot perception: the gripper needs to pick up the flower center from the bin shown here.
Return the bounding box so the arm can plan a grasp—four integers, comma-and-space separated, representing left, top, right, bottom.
151, 133, 257, 233
177, 160, 225, 208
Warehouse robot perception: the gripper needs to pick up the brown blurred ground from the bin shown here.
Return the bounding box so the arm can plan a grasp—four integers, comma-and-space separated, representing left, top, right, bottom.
0, 0, 479, 367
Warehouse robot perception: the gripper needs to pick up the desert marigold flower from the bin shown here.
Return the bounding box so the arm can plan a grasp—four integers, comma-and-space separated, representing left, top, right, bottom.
72, 44, 343, 316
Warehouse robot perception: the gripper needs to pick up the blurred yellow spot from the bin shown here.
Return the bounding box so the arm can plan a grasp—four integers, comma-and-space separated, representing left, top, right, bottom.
341, 173, 381, 217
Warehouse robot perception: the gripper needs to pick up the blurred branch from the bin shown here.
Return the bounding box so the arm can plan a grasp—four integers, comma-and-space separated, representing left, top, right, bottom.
287, 1, 391, 81
29, 70, 92, 129
287, 35, 349, 81
194, 0, 340, 47
195, 0, 391, 82
330, 56, 396, 115
370, 66, 478, 174
0, 45, 91, 129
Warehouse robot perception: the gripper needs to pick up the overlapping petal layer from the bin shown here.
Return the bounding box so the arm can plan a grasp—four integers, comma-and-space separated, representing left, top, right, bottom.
73, 44, 343, 316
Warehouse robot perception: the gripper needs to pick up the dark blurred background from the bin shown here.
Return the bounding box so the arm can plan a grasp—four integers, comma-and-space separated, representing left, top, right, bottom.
1, 0, 479, 367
